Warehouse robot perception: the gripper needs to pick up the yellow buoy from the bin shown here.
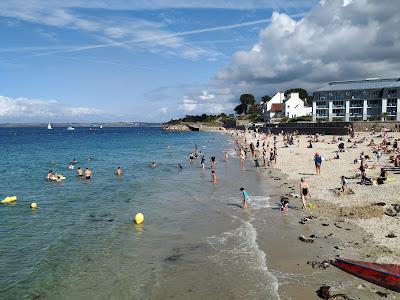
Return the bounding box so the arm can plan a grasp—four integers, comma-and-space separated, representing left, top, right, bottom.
1, 196, 17, 204
134, 213, 144, 224
30, 202, 38, 209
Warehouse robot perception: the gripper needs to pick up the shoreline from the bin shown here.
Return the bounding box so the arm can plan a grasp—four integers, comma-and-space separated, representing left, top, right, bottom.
228, 129, 399, 299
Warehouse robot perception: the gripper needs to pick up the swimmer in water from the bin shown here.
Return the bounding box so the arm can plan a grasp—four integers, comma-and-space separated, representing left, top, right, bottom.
211, 170, 216, 183
72, 158, 77, 165
85, 168, 92, 179
47, 170, 53, 180
240, 187, 248, 209
178, 164, 183, 171
115, 166, 123, 176
210, 156, 216, 169
67, 163, 75, 170
77, 167, 83, 177
150, 162, 158, 168
55, 174, 63, 182
200, 155, 205, 170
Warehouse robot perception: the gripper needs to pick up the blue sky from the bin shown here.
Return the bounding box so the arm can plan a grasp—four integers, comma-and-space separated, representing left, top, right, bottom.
1, 0, 399, 122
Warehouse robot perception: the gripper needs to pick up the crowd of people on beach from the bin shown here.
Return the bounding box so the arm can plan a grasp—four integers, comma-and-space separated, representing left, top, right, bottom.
46, 125, 400, 213
221, 124, 400, 211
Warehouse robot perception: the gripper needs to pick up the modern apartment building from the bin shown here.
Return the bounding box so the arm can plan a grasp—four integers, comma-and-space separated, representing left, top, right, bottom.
312, 78, 400, 122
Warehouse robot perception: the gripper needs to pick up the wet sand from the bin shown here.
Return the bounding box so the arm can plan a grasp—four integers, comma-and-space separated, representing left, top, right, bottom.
231, 130, 399, 299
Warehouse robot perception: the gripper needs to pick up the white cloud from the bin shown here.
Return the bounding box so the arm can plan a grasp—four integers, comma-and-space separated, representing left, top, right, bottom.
178, 89, 235, 114
216, 0, 400, 94
342, 0, 353, 7
0, 95, 103, 121
158, 107, 168, 114
0, 2, 224, 60
199, 91, 215, 100
179, 96, 198, 113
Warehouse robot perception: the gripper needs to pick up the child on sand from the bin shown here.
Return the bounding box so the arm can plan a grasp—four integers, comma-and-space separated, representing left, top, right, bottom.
240, 187, 248, 209
280, 199, 289, 213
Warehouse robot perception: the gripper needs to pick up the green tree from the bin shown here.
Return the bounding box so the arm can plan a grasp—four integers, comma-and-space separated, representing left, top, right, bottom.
260, 95, 271, 104
234, 94, 256, 115
285, 88, 313, 105
234, 103, 246, 115
284, 88, 309, 100
240, 94, 256, 106
248, 103, 261, 114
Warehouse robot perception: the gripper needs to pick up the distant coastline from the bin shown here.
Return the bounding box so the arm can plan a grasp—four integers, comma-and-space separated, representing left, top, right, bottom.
0, 122, 162, 128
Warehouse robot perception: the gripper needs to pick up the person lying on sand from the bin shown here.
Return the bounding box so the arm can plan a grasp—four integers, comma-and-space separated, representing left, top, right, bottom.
360, 167, 371, 185
377, 169, 388, 185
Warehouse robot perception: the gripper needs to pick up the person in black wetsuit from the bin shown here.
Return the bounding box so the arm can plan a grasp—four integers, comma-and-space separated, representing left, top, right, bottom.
300, 178, 309, 209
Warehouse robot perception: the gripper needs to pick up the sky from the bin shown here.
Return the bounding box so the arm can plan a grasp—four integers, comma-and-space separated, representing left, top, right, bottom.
0, 0, 399, 122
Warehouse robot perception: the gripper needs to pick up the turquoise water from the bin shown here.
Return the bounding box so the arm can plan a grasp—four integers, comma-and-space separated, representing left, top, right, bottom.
0, 127, 279, 299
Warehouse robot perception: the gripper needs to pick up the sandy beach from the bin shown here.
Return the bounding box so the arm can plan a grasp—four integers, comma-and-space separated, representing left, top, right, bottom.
229, 128, 400, 299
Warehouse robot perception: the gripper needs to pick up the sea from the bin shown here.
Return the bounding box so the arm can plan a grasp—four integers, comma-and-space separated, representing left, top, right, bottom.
0, 127, 288, 299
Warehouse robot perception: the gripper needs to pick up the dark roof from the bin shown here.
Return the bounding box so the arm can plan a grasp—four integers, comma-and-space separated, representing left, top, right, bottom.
315, 78, 400, 92
270, 103, 283, 112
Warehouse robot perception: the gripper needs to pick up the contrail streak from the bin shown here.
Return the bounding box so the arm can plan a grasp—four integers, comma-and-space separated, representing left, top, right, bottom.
66, 13, 304, 53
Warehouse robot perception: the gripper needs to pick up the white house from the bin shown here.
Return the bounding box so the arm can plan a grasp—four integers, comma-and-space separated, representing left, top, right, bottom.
263, 92, 285, 121
263, 92, 312, 122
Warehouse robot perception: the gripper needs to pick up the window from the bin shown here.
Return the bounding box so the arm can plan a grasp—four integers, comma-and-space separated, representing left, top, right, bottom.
320, 96, 326, 100
346, 91, 351, 96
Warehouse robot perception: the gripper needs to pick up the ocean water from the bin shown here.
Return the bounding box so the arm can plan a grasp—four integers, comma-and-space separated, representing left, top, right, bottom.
0, 127, 280, 299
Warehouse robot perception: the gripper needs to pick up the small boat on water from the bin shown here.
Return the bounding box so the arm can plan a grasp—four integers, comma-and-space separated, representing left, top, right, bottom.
332, 258, 400, 292
100, 124, 103, 129
66, 126, 75, 131
47, 123, 52, 130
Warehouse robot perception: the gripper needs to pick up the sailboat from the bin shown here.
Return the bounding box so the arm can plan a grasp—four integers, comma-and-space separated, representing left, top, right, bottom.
100, 124, 103, 129
47, 123, 53, 130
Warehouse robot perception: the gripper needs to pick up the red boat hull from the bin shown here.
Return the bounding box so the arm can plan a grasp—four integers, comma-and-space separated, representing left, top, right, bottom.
333, 258, 400, 292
